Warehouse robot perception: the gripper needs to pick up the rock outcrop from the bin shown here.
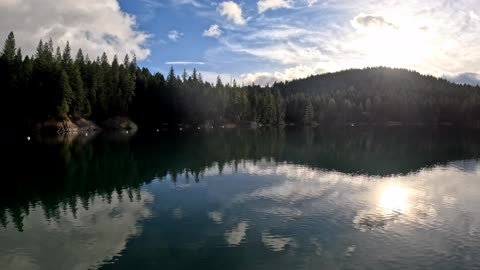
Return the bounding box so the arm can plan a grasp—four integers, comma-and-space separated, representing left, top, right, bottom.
37, 119, 79, 134
72, 118, 100, 132
36, 117, 100, 134
102, 117, 138, 131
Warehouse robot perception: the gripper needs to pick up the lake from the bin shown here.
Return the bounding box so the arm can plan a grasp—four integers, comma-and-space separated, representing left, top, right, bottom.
1, 128, 480, 270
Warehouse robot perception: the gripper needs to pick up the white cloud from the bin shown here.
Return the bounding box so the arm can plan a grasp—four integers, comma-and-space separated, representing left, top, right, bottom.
444, 72, 480, 86
203, 24, 223, 38
196, 71, 235, 85
218, 1, 246, 25
165, 61, 205, 65
241, 25, 310, 41
0, 0, 21, 8
228, 42, 328, 65
352, 14, 398, 29
168, 30, 183, 41
211, 0, 480, 84
0, 0, 150, 60
240, 65, 324, 85
258, 0, 293, 14
140, 0, 163, 8
173, 0, 203, 7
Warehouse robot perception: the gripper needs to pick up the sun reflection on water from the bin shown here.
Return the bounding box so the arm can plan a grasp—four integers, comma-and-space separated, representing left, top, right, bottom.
379, 184, 410, 214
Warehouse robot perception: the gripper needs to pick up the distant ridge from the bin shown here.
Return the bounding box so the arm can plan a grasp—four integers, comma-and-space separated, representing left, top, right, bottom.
271, 67, 480, 126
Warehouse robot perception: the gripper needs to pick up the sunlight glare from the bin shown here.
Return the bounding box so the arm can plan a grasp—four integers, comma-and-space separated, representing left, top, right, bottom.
352, 12, 434, 68
379, 184, 409, 214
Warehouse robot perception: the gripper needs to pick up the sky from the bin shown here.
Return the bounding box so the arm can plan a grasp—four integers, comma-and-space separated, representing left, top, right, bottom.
0, 0, 480, 85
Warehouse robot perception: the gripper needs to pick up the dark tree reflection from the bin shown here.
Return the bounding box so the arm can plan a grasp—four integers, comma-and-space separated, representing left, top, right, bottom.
1, 127, 480, 231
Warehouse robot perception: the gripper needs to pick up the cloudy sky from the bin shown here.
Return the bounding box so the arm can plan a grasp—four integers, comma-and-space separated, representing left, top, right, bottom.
1, 0, 480, 85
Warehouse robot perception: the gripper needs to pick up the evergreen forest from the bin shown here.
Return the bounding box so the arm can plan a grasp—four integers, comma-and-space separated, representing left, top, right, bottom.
1, 32, 479, 131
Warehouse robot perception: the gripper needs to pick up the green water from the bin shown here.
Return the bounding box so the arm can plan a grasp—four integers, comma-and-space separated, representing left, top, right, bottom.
1, 128, 480, 270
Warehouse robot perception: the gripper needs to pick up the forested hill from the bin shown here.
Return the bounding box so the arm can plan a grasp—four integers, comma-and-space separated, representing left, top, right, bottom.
275, 68, 480, 125
1, 31, 479, 132
282, 67, 476, 96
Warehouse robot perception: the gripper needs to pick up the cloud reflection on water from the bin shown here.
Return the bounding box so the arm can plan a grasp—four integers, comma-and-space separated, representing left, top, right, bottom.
0, 190, 153, 270
225, 221, 249, 246
211, 159, 480, 236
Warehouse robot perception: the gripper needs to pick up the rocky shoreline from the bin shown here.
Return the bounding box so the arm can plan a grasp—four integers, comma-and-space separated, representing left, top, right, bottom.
35, 116, 137, 134
32, 117, 480, 135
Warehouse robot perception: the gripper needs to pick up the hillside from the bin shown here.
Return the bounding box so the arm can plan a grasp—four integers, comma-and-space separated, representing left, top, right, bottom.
273, 67, 480, 125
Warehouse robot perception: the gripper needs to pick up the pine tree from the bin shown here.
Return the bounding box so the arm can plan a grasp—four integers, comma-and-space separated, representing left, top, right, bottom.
303, 100, 314, 125
101, 52, 108, 66
94, 52, 110, 116
216, 76, 223, 88
88, 62, 99, 114
56, 70, 72, 119
119, 66, 136, 113
62, 41, 72, 66
14, 48, 22, 64
47, 38, 54, 55
182, 69, 188, 82
167, 66, 175, 86
1, 32, 16, 62
55, 46, 62, 63
0, 32, 17, 127
192, 68, 198, 82
69, 65, 86, 116
129, 54, 137, 74
273, 88, 285, 125
35, 40, 44, 59
75, 49, 85, 65
110, 55, 120, 115
123, 54, 130, 67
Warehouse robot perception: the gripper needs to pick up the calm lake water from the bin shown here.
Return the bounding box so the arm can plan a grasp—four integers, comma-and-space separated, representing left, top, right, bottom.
1, 128, 480, 270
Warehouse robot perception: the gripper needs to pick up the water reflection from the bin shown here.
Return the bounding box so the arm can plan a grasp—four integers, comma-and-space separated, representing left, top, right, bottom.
225, 222, 249, 246
262, 232, 293, 252
1, 128, 480, 270
208, 211, 223, 224
379, 184, 410, 214
0, 190, 153, 270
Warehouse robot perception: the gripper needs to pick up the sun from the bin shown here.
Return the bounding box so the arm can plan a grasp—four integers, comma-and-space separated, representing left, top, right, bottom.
351, 13, 434, 69
372, 28, 428, 67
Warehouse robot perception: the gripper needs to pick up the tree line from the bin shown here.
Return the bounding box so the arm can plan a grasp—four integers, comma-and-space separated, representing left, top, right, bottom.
1, 31, 480, 131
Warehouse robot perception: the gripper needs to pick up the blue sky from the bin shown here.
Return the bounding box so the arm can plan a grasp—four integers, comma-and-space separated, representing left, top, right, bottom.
1, 0, 480, 85
118, 0, 352, 82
